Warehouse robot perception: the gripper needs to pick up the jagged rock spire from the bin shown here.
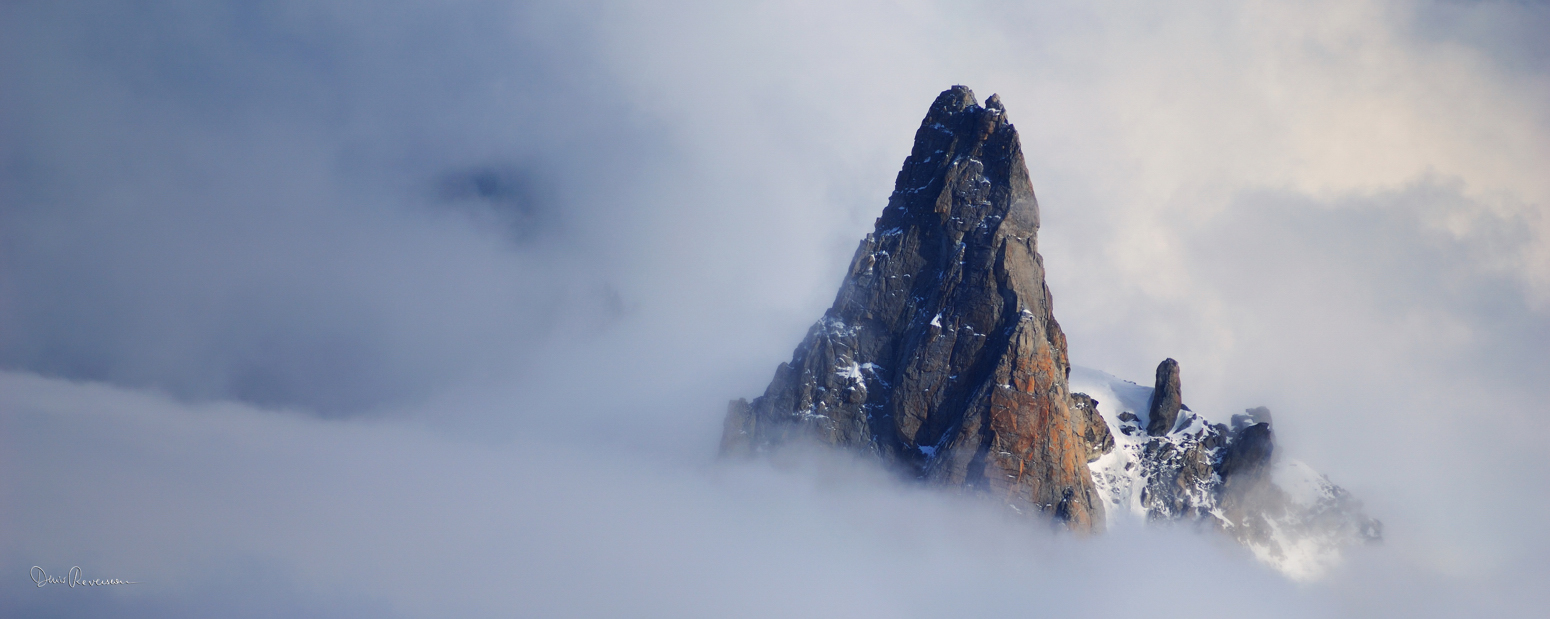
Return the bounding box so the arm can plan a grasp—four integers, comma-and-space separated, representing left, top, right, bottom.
721, 86, 1108, 531
1147, 358, 1183, 435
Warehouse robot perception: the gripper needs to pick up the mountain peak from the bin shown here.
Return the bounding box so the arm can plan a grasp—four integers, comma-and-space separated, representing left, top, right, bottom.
720, 87, 1378, 567
884, 87, 1038, 238
928, 84, 979, 114
723, 85, 1103, 531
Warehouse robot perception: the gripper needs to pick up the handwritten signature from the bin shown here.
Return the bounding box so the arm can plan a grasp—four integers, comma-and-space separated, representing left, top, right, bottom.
30, 566, 138, 588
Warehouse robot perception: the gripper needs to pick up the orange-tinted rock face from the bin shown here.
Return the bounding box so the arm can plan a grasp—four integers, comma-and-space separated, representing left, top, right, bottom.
721, 86, 1108, 531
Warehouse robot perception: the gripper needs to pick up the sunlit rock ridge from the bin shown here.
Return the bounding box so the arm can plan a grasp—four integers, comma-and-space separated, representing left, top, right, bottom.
721, 86, 1379, 573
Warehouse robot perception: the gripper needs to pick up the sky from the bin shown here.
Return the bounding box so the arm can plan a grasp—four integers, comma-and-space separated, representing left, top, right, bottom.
2, 0, 1548, 616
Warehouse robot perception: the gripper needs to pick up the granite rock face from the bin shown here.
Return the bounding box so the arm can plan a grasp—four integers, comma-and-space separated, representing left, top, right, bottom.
720, 86, 1110, 531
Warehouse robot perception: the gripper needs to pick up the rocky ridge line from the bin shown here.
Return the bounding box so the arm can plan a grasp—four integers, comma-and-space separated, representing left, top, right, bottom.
1077, 360, 1381, 579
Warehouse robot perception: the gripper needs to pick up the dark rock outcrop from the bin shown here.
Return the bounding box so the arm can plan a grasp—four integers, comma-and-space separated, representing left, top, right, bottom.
1146, 358, 1183, 436
720, 86, 1109, 531
1218, 416, 1274, 481
1211, 408, 1382, 571
1231, 406, 1272, 431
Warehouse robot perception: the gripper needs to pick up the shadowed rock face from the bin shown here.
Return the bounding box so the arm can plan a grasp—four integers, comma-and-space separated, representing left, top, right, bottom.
721, 86, 1109, 531
1146, 358, 1183, 436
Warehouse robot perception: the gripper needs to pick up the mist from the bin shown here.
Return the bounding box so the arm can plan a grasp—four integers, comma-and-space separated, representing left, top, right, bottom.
3, 0, 1548, 616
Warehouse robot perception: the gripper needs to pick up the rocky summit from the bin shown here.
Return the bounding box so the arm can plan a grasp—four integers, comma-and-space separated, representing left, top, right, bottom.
721, 86, 1379, 572
721, 85, 1107, 531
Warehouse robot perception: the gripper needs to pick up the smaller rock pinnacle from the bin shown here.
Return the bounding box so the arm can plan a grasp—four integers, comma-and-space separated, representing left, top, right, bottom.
1147, 358, 1183, 436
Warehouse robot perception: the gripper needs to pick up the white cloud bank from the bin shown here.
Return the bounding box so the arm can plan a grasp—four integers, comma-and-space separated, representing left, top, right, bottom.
2, 0, 1548, 616
0, 370, 1528, 618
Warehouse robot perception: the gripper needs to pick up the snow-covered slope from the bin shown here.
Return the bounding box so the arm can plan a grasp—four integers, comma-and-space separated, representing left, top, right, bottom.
1070, 365, 1381, 580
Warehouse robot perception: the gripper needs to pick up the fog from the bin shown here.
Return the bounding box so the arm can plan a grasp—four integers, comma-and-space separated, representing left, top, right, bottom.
3, 0, 1548, 616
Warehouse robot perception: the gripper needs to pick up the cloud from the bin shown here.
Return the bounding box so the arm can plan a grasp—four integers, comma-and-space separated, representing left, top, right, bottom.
2, 0, 1549, 616
0, 372, 1398, 618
